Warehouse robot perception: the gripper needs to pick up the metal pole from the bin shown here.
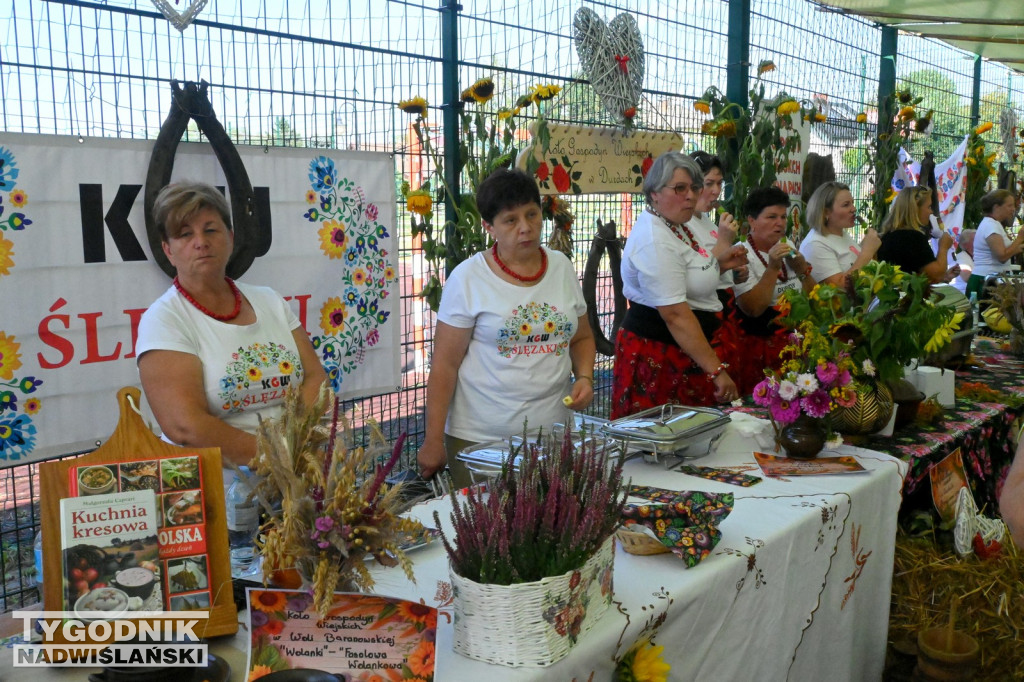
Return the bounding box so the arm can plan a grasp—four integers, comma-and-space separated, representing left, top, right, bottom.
877, 26, 897, 135
726, 0, 750, 109
970, 55, 982, 128
440, 0, 462, 277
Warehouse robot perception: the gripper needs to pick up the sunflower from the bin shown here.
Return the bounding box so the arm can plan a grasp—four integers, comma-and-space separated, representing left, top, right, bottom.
397, 600, 436, 627
496, 108, 515, 120
247, 367, 262, 382
250, 590, 288, 613
9, 189, 27, 207
397, 96, 429, 117
248, 665, 273, 682
897, 106, 916, 121
693, 100, 711, 115
885, 187, 897, 203
319, 297, 347, 336
278, 360, 294, 375
406, 639, 435, 677
318, 219, 348, 259
0, 234, 14, 277
757, 59, 776, 76
974, 121, 993, 135
855, 112, 867, 124
461, 77, 494, 104
406, 189, 433, 216
532, 83, 562, 102
515, 94, 535, 109
715, 121, 737, 137
0, 332, 22, 381
776, 99, 799, 116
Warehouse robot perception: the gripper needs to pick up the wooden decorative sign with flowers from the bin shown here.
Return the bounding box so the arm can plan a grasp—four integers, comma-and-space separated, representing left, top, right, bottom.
516, 123, 682, 195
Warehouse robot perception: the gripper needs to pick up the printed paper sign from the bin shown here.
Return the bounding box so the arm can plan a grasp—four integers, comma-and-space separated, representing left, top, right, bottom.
754, 451, 867, 477
246, 589, 437, 681
930, 447, 969, 523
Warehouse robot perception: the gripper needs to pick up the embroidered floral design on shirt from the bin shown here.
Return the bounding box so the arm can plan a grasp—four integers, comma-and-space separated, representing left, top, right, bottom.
496, 302, 574, 358
219, 341, 302, 413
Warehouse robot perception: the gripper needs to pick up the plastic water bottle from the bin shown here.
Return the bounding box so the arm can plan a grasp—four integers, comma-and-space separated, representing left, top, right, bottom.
968, 291, 980, 350
33, 531, 43, 588
226, 468, 259, 577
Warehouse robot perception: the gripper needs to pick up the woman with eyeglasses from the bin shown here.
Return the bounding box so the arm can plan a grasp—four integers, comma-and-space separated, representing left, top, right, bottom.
611, 152, 740, 418
876, 185, 955, 283
799, 181, 880, 286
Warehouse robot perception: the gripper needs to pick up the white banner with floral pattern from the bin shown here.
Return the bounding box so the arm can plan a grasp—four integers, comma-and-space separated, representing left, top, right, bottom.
0, 133, 400, 463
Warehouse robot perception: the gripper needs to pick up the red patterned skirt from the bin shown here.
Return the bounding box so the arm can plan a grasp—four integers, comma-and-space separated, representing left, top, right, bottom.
716, 312, 788, 396
610, 328, 718, 419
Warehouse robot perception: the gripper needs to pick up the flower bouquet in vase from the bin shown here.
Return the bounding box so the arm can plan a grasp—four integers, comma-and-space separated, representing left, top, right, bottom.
752, 323, 857, 458
775, 262, 962, 437
436, 427, 626, 667
249, 383, 419, 618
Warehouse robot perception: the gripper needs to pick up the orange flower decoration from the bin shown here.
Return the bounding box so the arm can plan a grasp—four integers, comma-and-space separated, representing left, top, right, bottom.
250, 590, 287, 613
407, 639, 436, 677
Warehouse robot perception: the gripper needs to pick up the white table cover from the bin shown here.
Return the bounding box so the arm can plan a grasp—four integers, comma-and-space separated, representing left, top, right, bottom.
368, 424, 908, 682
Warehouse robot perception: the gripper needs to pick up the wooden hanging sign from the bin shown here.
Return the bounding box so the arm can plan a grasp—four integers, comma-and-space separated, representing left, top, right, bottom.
516, 122, 683, 195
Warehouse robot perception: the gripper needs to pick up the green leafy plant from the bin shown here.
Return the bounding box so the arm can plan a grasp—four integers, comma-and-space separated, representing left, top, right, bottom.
776, 261, 962, 384
963, 121, 998, 231
399, 81, 560, 311
859, 87, 934, 227
693, 61, 818, 231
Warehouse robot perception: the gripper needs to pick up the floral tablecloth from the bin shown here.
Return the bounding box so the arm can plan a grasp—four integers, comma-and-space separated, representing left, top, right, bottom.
730, 343, 1023, 515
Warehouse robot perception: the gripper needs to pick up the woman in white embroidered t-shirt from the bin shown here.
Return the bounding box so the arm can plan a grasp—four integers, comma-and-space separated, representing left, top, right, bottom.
136, 182, 327, 466
798, 181, 880, 286
416, 169, 595, 487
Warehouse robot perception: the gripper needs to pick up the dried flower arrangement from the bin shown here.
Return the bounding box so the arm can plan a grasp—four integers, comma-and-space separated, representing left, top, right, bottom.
250, 383, 419, 617
435, 427, 627, 585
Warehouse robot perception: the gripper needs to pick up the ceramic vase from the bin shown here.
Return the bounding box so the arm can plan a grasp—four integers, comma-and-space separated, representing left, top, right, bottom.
832, 379, 894, 437
778, 414, 827, 459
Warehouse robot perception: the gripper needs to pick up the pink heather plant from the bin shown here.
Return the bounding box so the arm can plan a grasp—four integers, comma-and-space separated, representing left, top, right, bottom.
436, 426, 627, 585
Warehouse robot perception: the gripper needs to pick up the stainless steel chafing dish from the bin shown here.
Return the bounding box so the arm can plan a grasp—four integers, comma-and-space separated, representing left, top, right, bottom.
456, 414, 621, 483
924, 284, 976, 366
600, 403, 730, 463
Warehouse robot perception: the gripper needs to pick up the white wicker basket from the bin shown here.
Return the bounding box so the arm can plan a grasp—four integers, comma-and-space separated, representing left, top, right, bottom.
450, 536, 615, 667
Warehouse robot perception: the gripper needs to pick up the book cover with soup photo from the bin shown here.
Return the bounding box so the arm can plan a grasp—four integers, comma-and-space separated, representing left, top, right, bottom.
60, 489, 164, 614
68, 454, 212, 612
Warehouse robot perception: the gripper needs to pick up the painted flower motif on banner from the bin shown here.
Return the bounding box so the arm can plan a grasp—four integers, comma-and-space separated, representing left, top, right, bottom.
304, 157, 398, 392
0, 329, 41, 461
496, 302, 574, 358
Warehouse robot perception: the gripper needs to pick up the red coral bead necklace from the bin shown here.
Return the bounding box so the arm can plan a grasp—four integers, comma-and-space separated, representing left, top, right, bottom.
491, 243, 547, 283
173, 276, 243, 321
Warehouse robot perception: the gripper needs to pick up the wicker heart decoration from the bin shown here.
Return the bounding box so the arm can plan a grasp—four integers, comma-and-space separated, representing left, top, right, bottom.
573, 8, 645, 124
151, 0, 209, 32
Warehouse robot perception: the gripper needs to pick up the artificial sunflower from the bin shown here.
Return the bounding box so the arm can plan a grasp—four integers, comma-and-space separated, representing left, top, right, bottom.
397, 96, 429, 117
461, 77, 494, 104
693, 100, 711, 115
757, 59, 776, 76
776, 99, 799, 116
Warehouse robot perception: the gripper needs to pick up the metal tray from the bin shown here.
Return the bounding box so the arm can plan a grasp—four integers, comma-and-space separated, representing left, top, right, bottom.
456, 414, 621, 481
601, 403, 730, 460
